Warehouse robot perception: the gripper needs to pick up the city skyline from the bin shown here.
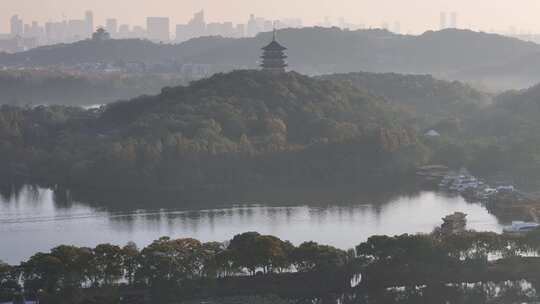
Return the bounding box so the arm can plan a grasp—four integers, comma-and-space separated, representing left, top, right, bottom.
3, 0, 540, 35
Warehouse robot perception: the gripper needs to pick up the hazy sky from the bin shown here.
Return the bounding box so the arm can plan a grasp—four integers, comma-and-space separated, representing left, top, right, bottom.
3, 0, 540, 34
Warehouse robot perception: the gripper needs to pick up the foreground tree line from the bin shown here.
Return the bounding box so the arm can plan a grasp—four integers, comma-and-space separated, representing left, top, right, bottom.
4, 228, 540, 303
0, 232, 351, 303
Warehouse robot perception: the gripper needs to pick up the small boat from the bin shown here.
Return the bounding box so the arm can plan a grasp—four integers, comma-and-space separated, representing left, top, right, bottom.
503, 221, 540, 233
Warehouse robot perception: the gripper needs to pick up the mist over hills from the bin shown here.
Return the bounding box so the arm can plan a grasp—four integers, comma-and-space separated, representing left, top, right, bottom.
2, 27, 540, 89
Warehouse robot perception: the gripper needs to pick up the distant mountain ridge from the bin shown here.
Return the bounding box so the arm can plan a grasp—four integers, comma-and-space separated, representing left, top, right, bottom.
1, 28, 539, 89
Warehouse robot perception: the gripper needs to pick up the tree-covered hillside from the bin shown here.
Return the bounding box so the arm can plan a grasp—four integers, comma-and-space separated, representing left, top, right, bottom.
321, 72, 491, 125
0, 71, 426, 191
0, 70, 190, 106
0, 37, 236, 66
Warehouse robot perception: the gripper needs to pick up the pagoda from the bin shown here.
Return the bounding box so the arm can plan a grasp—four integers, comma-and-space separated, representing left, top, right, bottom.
260, 29, 288, 73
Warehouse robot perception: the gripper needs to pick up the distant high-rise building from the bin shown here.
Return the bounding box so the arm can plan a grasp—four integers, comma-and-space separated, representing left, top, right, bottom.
440, 12, 447, 30
45, 21, 63, 43
24, 21, 44, 43
133, 26, 145, 35
117, 24, 130, 38
175, 24, 188, 42
247, 14, 258, 37
189, 10, 206, 36
106, 19, 118, 37
176, 10, 206, 41
192, 10, 205, 25
85, 10, 94, 35
147, 17, 170, 42
10, 15, 24, 37
206, 22, 221, 36
450, 12, 458, 28
235, 24, 246, 38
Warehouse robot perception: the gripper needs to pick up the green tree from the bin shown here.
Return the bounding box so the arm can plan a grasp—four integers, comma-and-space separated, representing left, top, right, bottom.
138, 237, 205, 286
292, 241, 347, 272
121, 242, 140, 285
92, 244, 123, 286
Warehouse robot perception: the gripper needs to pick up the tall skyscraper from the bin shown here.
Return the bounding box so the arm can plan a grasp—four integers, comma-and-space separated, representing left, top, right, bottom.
85, 10, 94, 36
106, 19, 118, 37
440, 12, 447, 30
450, 12, 458, 28
10, 15, 24, 37
176, 10, 206, 42
147, 17, 170, 42
188, 10, 206, 37
247, 14, 259, 37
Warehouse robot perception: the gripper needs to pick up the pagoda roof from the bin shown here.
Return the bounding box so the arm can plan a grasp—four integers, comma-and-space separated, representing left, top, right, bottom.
262, 40, 287, 51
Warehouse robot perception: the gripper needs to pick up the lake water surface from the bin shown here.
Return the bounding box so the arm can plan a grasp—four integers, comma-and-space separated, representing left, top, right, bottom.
0, 186, 503, 264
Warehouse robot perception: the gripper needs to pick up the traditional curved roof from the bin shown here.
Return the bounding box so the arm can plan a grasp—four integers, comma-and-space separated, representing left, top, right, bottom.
262, 40, 287, 51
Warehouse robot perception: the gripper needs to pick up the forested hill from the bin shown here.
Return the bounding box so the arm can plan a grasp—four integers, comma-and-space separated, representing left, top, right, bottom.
0, 70, 189, 106
0, 36, 237, 66
469, 83, 540, 138
182, 28, 540, 76
2, 28, 540, 88
320, 72, 492, 120
0, 71, 425, 191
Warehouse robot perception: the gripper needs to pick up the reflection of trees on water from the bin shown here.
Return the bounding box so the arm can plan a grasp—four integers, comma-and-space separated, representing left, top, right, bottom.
0, 183, 44, 209
0, 182, 431, 234
0, 182, 443, 245
297, 280, 539, 304
0, 182, 28, 203
52, 185, 75, 209
0, 183, 75, 210
54, 182, 423, 213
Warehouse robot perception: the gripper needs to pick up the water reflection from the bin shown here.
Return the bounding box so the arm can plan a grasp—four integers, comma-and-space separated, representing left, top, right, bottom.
0, 185, 503, 265
307, 280, 540, 304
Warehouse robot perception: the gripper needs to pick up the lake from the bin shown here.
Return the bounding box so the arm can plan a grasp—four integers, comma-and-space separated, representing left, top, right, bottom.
0, 185, 503, 264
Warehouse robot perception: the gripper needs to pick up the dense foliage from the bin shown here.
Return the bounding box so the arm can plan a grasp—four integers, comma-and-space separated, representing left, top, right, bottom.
413, 82, 540, 185
3, 229, 540, 303
0, 232, 350, 303
0, 70, 189, 106
314, 73, 540, 186
0, 70, 426, 191
321, 72, 491, 122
